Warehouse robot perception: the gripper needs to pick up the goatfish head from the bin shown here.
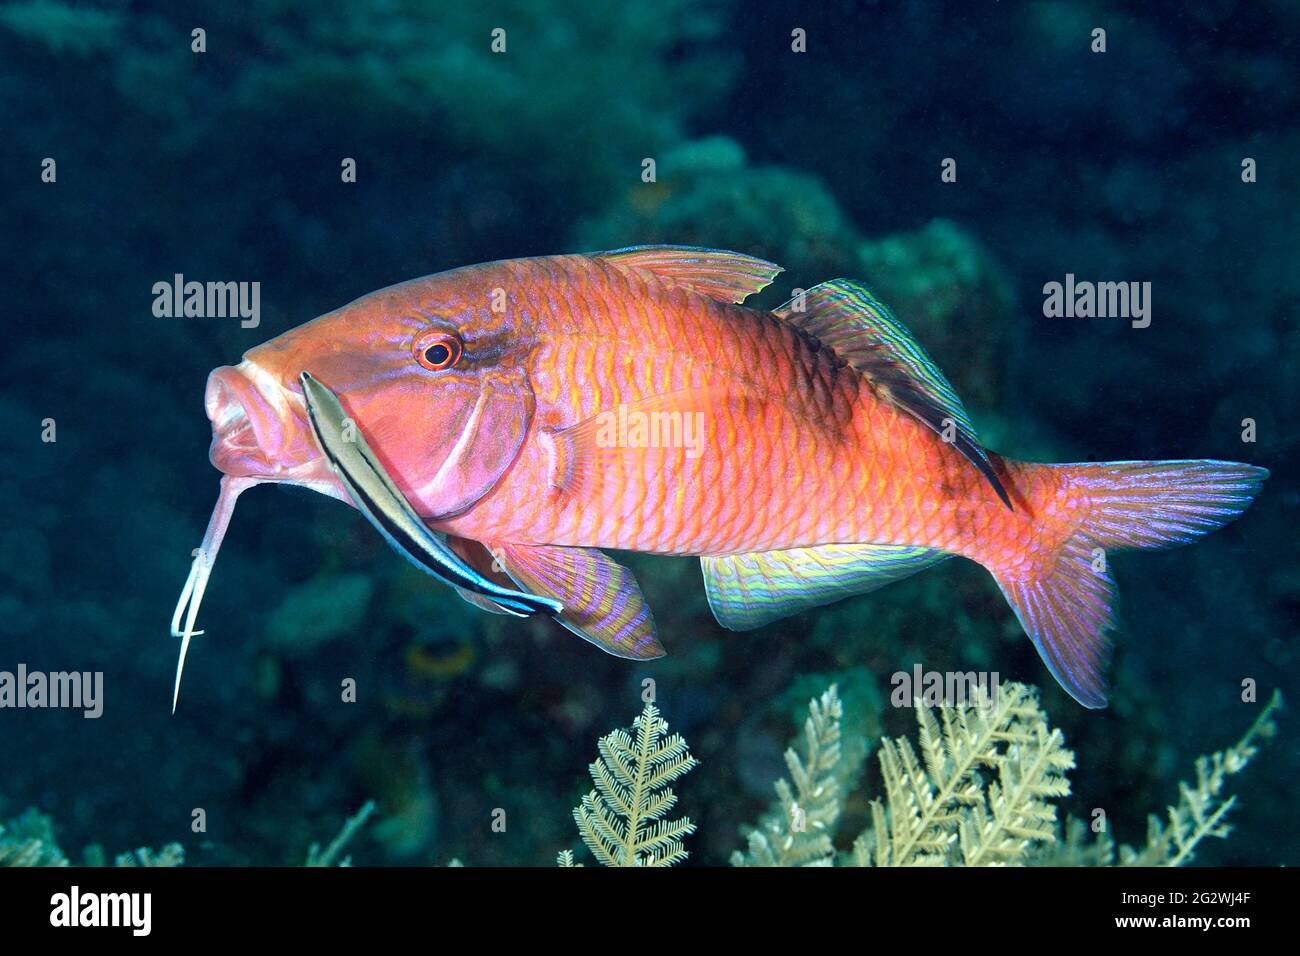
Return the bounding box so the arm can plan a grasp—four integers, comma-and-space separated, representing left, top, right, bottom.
171, 267, 558, 712
208, 267, 537, 504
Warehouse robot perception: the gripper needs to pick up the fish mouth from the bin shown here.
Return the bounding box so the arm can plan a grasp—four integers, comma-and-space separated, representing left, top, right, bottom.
206, 362, 302, 478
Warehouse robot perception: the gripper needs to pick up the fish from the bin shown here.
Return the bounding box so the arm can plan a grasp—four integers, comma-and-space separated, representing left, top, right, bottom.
173, 245, 1268, 710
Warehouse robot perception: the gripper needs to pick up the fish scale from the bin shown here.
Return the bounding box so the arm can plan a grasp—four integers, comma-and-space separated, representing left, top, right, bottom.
476, 258, 949, 557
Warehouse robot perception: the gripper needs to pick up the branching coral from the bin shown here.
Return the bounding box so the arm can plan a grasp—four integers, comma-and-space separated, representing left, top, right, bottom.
1, 800, 374, 867
114, 845, 185, 867
1037, 690, 1284, 867
0, 809, 68, 867
731, 687, 845, 867
0, 807, 182, 868
736, 683, 1281, 867
853, 682, 1074, 866
305, 801, 377, 867
5, 688, 1279, 868
1127, 691, 1282, 865
572, 701, 699, 867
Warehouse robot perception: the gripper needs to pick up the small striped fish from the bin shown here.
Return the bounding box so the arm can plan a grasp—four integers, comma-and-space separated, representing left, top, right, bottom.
175, 246, 1267, 709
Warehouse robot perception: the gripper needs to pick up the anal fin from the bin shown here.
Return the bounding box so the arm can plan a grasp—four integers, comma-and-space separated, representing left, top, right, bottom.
702, 543, 950, 631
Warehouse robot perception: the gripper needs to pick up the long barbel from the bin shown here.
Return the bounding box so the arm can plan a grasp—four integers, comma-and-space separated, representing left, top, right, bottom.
298, 371, 563, 618
170, 473, 260, 713
169, 373, 563, 714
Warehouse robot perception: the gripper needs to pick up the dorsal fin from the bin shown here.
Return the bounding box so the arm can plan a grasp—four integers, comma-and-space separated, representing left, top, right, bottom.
775, 280, 1011, 509
595, 245, 782, 304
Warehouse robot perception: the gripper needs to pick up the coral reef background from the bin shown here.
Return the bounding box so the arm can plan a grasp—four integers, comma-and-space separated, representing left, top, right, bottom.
0, 0, 1295, 866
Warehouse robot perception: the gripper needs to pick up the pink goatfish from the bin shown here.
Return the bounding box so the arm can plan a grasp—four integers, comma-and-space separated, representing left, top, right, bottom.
173, 247, 1267, 710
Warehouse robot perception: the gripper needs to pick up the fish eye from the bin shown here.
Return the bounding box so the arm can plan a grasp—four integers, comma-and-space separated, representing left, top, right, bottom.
415, 331, 463, 371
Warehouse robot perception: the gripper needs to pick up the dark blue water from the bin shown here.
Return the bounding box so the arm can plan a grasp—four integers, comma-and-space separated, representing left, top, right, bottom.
0, 1, 1294, 866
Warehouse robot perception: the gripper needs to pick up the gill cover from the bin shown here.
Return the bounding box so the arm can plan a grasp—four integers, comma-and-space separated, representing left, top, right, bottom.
300, 371, 560, 617
415, 366, 535, 518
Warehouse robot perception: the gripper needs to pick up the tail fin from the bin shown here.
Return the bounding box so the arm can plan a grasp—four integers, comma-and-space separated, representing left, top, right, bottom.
992, 460, 1268, 709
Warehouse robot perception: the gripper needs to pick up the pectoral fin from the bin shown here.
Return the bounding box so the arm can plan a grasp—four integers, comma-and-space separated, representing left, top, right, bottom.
702, 543, 950, 630
491, 543, 665, 660
446, 535, 516, 615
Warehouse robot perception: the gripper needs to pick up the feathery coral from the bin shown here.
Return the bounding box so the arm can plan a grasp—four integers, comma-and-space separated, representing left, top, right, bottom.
305, 800, 377, 867
1039, 690, 1284, 866
854, 682, 1074, 866
1128, 691, 1281, 865
739, 681, 1280, 867
732, 686, 844, 866
1, 800, 374, 867
573, 700, 699, 866
114, 844, 185, 867
0, 809, 68, 867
